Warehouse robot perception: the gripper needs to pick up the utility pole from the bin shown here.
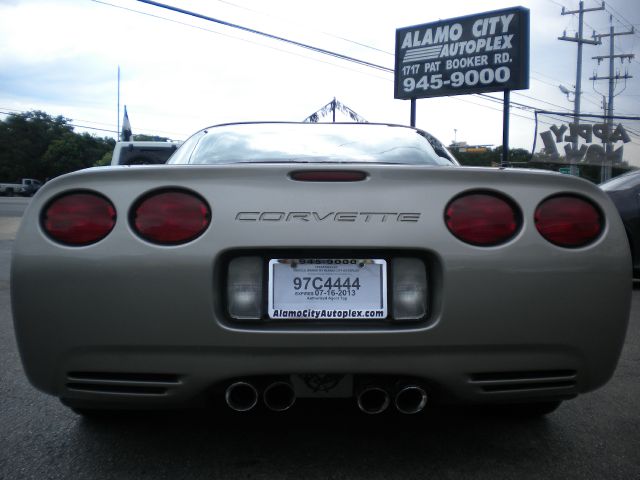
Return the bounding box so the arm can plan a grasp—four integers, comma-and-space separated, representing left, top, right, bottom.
591, 15, 634, 182
558, 1, 603, 173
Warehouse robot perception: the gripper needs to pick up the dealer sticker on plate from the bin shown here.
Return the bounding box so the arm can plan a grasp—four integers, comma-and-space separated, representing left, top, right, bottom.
268, 259, 387, 320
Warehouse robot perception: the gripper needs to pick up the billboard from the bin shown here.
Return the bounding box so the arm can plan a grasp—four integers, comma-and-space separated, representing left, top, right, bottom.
395, 7, 530, 99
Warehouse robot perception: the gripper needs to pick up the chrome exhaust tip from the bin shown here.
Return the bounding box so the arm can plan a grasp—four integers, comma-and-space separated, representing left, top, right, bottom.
357, 386, 390, 415
263, 381, 296, 412
225, 381, 259, 412
394, 385, 428, 414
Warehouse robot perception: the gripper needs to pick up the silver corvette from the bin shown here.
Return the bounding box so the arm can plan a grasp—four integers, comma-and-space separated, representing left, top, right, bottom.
11, 122, 631, 416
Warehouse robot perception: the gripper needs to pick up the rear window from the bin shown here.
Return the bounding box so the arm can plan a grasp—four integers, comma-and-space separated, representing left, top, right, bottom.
168, 123, 457, 166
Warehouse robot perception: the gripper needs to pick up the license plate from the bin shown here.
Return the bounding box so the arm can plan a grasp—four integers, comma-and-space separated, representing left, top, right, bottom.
268, 259, 387, 320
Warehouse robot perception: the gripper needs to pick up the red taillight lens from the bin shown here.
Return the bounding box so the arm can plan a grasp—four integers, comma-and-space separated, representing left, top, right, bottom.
42, 192, 116, 246
445, 192, 520, 246
132, 190, 211, 245
535, 195, 602, 247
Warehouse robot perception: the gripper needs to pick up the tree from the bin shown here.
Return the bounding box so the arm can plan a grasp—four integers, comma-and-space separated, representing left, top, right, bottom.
95, 151, 113, 167
454, 148, 499, 166
0, 111, 114, 180
454, 147, 533, 167
0, 111, 72, 180
41, 133, 114, 178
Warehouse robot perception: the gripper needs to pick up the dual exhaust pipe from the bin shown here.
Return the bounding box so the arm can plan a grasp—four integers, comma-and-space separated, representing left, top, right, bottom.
225, 378, 427, 415
225, 380, 296, 412
357, 383, 428, 415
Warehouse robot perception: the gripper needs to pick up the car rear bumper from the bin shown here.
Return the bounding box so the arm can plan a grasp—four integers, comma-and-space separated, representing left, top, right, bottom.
54, 344, 585, 408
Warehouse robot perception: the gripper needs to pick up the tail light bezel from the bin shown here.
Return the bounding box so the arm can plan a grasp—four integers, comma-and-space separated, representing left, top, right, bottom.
129, 187, 212, 246
444, 190, 523, 247
40, 190, 117, 246
534, 193, 604, 248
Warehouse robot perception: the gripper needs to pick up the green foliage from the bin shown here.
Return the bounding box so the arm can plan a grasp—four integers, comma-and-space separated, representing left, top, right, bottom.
133, 134, 171, 142
455, 146, 535, 167
0, 110, 115, 180
95, 151, 113, 167
506, 148, 531, 164
41, 132, 114, 178
454, 149, 497, 166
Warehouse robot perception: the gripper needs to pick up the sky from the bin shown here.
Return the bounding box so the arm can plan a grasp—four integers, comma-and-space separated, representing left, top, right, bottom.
0, 0, 639, 163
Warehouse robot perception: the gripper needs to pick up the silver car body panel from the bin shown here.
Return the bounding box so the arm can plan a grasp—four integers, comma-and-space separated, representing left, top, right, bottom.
11, 162, 631, 407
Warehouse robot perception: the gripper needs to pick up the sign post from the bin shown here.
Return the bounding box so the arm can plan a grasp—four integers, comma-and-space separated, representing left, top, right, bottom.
503, 90, 510, 166
410, 99, 417, 127
395, 7, 530, 162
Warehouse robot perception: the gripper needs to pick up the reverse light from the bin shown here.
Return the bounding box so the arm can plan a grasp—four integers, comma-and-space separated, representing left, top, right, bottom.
131, 189, 211, 245
42, 192, 116, 246
392, 257, 428, 321
227, 256, 263, 320
535, 195, 603, 247
445, 192, 520, 246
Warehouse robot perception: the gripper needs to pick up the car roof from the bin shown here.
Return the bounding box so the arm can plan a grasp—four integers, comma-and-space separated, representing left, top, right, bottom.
600, 169, 640, 191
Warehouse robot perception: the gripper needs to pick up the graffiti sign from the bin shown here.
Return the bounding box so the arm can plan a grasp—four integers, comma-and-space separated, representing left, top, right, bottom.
534, 111, 639, 167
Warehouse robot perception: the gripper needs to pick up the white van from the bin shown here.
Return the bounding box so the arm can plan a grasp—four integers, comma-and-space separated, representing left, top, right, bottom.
111, 141, 180, 166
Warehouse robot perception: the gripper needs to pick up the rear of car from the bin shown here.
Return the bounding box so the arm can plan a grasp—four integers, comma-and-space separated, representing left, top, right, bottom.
11, 123, 631, 414
600, 170, 640, 278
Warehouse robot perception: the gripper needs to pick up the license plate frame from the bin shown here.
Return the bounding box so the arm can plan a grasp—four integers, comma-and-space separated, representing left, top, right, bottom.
268, 258, 387, 320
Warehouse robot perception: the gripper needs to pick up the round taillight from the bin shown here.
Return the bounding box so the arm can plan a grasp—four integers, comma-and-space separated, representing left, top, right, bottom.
42, 192, 116, 246
535, 195, 602, 248
445, 192, 520, 246
132, 189, 211, 245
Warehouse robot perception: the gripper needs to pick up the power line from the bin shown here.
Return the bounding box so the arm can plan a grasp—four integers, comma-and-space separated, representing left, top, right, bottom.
0, 108, 189, 139
547, 5, 637, 106
547, 0, 568, 10
560, 1, 639, 65
529, 72, 605, 107
59, 0, 636, 138
135, 0, 392, 73
512, 91, 573, 111
0, 110, 117, 134
91, 0, 393, 83
527, 75, 608, 111
590, 15, 635, 181
0, 107, 121, 129
133, 0, 567, 118
96, 0, 597, 122
213, 0, 394, 56
601, 0, 640, 40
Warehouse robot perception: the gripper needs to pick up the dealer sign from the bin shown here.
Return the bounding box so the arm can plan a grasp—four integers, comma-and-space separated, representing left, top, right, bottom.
395, 6, 530, 99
